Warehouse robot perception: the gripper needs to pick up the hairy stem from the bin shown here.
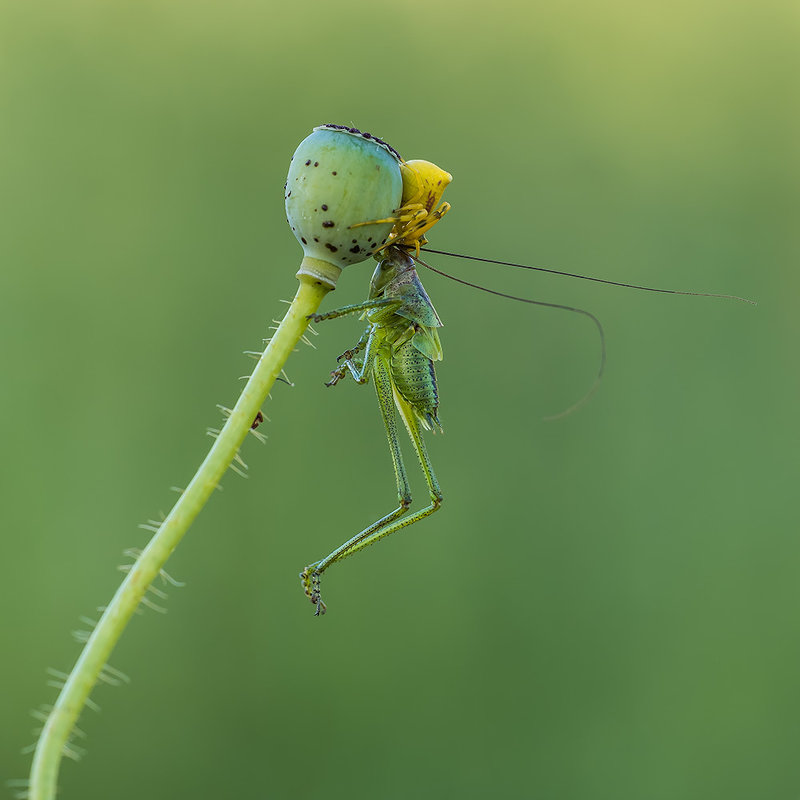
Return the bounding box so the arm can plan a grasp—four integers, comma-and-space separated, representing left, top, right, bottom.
28, 272, 333, 800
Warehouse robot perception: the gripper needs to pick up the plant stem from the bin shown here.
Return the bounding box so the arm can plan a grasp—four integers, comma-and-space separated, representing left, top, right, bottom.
28, 271, 334, 800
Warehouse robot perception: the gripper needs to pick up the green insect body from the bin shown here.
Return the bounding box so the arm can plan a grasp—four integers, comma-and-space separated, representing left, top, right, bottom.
300, 246, 445, 614
290, 128, 750, 615
368, 247, 444, 429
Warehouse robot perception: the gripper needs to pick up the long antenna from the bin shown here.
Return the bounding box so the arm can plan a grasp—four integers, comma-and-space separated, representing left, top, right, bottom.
412, 254, 605, 421
421, 247, 756, 305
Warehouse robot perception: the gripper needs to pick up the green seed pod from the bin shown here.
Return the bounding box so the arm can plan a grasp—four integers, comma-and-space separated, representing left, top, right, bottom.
286, 125, 403, 288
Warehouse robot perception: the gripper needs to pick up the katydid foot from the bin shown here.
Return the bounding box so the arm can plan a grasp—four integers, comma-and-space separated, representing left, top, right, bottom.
300, 563, 327, 616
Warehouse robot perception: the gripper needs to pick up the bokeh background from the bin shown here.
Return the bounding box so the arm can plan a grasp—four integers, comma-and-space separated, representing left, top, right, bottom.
2, 1, 797, 797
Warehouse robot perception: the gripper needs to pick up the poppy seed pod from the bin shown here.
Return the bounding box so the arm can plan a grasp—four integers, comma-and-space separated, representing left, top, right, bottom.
286, 125, 404, 288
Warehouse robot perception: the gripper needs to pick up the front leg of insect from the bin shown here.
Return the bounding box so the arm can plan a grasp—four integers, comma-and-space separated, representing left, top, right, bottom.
336, 342, 365, 364
300, 247, 445, 614
324, 332, 370, 386
325, 341, 369, 387
325, 365, 348, 387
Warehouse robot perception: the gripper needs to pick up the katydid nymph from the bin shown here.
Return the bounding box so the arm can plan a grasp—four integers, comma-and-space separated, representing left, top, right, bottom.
298, 159, 451, 615
292, 138, 752, 616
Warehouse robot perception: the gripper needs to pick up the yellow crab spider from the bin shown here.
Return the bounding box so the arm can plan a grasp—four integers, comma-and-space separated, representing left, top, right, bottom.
352, 159, 453, 257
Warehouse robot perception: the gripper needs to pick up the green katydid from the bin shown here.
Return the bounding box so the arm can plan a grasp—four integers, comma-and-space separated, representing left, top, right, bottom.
300, 245, 445, 615
291, 139, 752, 616
298, 158, 452, 615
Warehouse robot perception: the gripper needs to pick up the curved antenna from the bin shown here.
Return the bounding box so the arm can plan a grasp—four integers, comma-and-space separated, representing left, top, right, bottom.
412, 254, 605, 421
421, 247, 756, 305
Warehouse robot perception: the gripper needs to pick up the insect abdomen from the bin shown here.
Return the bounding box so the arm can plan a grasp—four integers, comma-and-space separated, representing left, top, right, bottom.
390, 338, 441, 431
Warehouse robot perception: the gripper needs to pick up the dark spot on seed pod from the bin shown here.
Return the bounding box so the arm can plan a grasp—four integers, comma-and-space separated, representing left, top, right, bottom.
305, 159, 311, 165
352, 239, 357, 243
325, 243, 338, 252
322, 220, 334, 228
313, 237, 319, 242
314, 161, 319, 167
321, 204, 328, 211
367, 236, 373, 241
349, 245, 360, 254
317, 123, 402, 161
301, 237, 307, 244
287, 190, 291, 197
332, 171, 337, 176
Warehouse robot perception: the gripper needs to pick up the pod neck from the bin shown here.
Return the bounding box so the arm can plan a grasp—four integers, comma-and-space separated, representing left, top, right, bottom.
296, 256, 342, 290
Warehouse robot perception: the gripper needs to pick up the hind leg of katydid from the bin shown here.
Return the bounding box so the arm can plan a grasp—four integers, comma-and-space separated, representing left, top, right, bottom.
332, 386, 442, 563
300, 357, 413, 615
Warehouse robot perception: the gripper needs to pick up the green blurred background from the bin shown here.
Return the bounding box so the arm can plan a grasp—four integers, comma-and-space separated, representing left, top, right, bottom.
2, 0, 797, 797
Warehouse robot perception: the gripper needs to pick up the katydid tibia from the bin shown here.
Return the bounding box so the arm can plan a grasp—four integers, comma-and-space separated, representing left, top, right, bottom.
298, 159, 753, 616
